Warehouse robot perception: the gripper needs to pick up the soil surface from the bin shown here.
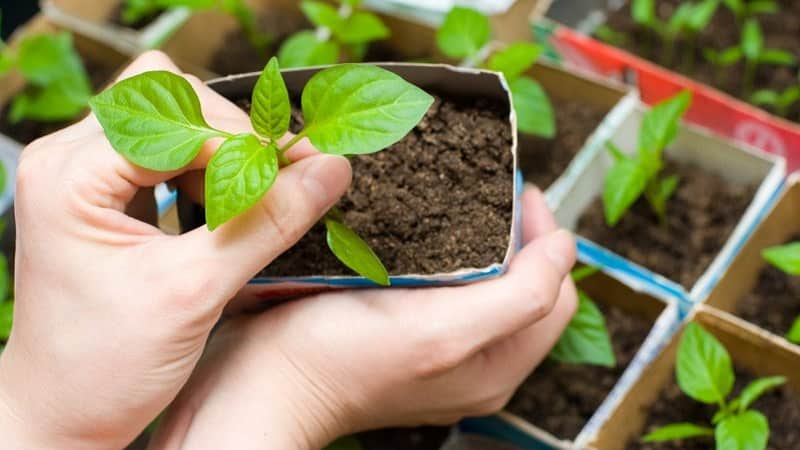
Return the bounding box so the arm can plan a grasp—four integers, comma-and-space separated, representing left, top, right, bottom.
576, 159, 757, 288
626, 368, 800, 449
600, 0, 800, 122
519, 99, 608, 189
0, 55, 117, 144
358, 427, 451, 450
505, 302, 653, 439
735, 234, 800, 344
225, 94, 513, 277
109, 2, 162, 30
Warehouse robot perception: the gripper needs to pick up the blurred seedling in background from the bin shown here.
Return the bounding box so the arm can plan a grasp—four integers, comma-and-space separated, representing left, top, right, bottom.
761, 242, 800, 344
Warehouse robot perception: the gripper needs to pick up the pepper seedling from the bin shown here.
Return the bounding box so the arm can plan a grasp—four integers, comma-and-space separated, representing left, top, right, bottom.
122, 0, 271, 51
642, 323, 785, 449
722, 0, 778, 23
750, 73, 800, 120
435, 6, 555, 138
549, 266, 616, 368
89, 58, 433, 285
0, 18, 92, 124
703, 18, 796, 95
278, 0, 390, 68
761, 242, 800, 343
603, 91, 692, 227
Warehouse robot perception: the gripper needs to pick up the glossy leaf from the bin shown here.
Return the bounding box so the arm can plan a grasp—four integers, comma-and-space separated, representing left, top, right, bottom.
735, 376, 786, 412
89, 71, 225, 171
741, 19, 763, 61
0, 301, 11, 341
762, 242, 800, 275
205, 135, 278, 230
787, 316, 800, 343
642, 423, 714, 442
335, 12, 390, 45
325, 218, 389, 286
302, 64, 433, 155
550, 291, 616, 367
510, 76, 555, 138
250, 57, 290, 141
16, 32, 86, 85
603, 158, 648, 226
639, 91, 691, 157
716, 411, 769, 450
436, 6, 491, 60
278, 31, 340, 68
676, 323, 734, 405
487, 42, 541, 83
301, 0, 343, 29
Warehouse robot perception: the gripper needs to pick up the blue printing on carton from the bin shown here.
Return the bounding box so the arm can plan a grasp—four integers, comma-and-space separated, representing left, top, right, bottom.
459, 416, 564, 450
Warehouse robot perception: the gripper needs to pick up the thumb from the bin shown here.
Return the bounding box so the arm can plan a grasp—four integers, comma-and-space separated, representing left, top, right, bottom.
166, 153, 352, 299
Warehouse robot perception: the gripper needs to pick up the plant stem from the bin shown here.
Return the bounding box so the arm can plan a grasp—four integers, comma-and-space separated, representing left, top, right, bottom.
278, 130, 308, 157
743, 60, 757, 96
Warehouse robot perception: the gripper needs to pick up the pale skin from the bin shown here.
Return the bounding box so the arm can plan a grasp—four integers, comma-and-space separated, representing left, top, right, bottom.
0, 52, 578, 450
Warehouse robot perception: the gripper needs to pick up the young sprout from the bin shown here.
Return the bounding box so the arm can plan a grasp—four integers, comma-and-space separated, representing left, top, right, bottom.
278, 0, 390, 68
603, 91, 692, 227
436, 6, 555, 138
722, 0, 778, 23
594, 24, 628, 47
549, 266, 616, 368
123, 0, 271, 50
642, 323, 785, 449
704, 19, 796, 95
762, 242, 800, 343
0, 19, 93, 125
751, 85, 800, 119
89, 59, 433, 285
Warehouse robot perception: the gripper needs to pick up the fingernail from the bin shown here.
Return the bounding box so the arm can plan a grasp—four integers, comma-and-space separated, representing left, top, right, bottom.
302, 155, 352, 209
542, 229, 576, 275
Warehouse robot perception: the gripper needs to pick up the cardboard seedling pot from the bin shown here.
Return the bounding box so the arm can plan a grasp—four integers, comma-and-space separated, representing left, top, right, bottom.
586, 305, 800, 450
704, 175, 800, 348
175, 63, 520, 302
460, 268, 682, 450
554, 104, 785, 304
531, 6, 800, 174
40, 0, 191, 55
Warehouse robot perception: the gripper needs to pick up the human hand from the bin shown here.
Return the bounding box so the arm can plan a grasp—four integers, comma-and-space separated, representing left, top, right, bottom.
0, 51, 353, 450
149, 187, 578, 450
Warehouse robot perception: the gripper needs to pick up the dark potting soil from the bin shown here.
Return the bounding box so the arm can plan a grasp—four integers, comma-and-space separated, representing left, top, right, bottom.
357, 426, 451, 450
231, 94, 514, 277
519, 99, 608, 190
576, 159, 757, 288
735, 234, 800, 344
0, 55, 117, 144
108, 2, 163, 30
505, 302, 653, 439
600, 0, 800, 122
626, 369, 800, 450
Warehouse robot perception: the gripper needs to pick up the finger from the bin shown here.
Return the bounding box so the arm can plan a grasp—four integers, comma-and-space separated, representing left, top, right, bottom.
521, 186, 558, 243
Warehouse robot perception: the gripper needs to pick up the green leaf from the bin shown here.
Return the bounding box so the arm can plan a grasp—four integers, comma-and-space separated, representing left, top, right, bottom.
550, 291, 616, 367
10, 75, 91, 123
632, 0, 656, 26
0, 51, 14, 76
594, 25, 629, 47
780, 87, 800, 108
510, 76, 555, 138
334, 12, 390, 45
302, 64, 433, 155
787, 315, 800, 344
204, 135, 278, 230
250, 57, 290, 141
758, 49, 796, 66
716, 411, 769, 450
639, 91, 691, 157
436, 6, 491, 60
762, 242, 800, 275
571, 265, 600, 283
741, 19, 763, 61
704, 47, 743, 66
301, 0, 343, 29
0, 253, 9, 302
686, 0, 720, 32
122, 0, 162, 24
16, 32, 86, 85
734, 376, 786, 412
750, 89, 780, 106
603, 159, 648, 226
89, 71, 225, 171
712, 409, 731, 425
0, 301, 12, 341
324, 436, 364, 450
676, 323, 735, 405
277, 31, 340, 68
748, 0, 778, 15
667, 3, 694, 35
646, 174, 680, 222
325, 218, 389, 286
487, 42, 541, 83
642, 423, 714, 442
723, 0, 743, 15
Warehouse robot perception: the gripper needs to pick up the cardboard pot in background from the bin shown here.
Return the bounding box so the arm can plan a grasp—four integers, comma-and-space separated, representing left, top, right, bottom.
587, 305, 800, 450
177, 63, 520, 303
554, 104, 785, 304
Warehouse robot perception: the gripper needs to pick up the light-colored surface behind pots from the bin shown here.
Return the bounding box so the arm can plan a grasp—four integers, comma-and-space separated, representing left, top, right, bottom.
554, 104, 785, 303
587, 305, 800, 450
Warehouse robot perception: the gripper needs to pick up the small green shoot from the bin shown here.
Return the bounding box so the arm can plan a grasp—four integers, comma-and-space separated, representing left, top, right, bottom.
436, 6, 555, 138
762, 242, 800, 343
550, 266, 616, 368
722, 0, 778, 23
90, 58, 434, 285
278, 0, 390, 68
642, 323, 785, 449
751, 85, 800, 119
603, 91, 692, 227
